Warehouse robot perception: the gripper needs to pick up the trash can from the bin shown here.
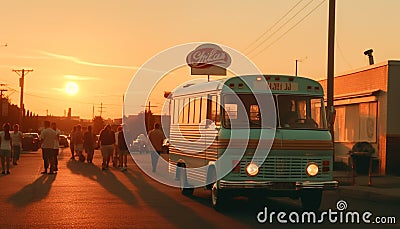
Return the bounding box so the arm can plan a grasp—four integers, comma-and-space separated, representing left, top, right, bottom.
350, 142, 375, 175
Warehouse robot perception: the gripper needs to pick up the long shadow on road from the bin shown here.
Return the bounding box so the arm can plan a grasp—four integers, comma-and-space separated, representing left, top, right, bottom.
67, 160, 137, 206
8, 174, 56, 207
123, 169, 219, 229
187, 190, 305, 227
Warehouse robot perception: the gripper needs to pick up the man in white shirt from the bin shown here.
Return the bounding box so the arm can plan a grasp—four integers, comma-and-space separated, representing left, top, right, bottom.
40, 121, 57, 174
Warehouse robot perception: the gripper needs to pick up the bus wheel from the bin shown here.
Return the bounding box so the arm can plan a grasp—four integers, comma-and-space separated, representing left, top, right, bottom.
300, 189, 322, 211
179, 165, 194, 196
181, 186, 194, 196
211, 183, 225, 211
205, 166, 216, 190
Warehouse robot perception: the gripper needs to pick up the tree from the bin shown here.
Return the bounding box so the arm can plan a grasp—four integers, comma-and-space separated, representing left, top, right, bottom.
93, 116, 104, 134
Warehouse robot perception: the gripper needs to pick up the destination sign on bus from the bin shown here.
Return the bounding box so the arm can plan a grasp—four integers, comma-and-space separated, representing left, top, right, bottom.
268, 82, 298, 91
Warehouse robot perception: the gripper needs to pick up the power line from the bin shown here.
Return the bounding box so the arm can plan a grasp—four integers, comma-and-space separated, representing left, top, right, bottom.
336, 37, 353, 70
250, 0, 326, 59
245, 0, 311, 55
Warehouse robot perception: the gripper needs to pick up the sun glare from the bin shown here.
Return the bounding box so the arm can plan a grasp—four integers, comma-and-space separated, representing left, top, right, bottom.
65, 82, 79, 95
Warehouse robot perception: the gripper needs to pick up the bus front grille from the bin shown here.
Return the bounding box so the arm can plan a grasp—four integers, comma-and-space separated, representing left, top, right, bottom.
239, 156, 330, 180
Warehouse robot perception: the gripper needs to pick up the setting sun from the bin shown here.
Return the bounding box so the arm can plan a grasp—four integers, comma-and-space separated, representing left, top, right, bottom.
65, 81, 79, 95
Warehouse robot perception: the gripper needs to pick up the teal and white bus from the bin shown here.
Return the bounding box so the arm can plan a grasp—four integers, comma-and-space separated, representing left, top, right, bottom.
167, 75, 338, 210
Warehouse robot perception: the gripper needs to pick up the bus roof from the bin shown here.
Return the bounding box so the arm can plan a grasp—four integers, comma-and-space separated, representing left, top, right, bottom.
170, 75, 324, 98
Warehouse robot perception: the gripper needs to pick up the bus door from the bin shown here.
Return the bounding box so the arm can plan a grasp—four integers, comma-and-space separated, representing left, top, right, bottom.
205, 94, 220, 163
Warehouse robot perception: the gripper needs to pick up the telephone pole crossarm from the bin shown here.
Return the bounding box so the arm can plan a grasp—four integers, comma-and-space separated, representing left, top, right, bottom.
12, 69, 33, 124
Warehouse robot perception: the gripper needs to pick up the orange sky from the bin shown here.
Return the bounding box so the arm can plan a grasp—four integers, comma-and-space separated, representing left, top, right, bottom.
1, 0, 400, 119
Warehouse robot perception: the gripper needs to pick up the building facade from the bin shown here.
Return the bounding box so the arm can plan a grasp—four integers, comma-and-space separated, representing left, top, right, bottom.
320, 60, 400, 175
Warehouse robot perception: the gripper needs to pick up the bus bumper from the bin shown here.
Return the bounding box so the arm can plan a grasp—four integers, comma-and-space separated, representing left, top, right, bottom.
219, 180, 338, 190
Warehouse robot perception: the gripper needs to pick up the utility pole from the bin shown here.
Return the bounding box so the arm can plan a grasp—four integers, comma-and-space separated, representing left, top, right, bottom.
142, 101, 157, 131
122, 94, 125, 118
13, 69, 33, 125
327, 0, 336, 154
0, 84, 7, 98
98, 102, 105, 117
0, 84, 7, 117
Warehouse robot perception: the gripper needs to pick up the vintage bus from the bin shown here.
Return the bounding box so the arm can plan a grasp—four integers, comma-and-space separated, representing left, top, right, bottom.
167, 75, 338, 210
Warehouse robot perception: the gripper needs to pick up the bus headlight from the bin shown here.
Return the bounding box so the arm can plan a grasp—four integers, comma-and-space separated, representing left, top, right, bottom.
306, 162, 319, 177
246, 163, 259, 176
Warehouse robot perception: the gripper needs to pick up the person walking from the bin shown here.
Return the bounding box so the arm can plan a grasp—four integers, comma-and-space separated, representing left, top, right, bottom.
74, 125, 84, 162
0, 123, 12, 175
69, 125, 76, 160
11, 124, 23, 165
147, 123, 165, 173
40, 121, 57, 174
83, 125, 96, 163
51, 122, 60, 171
118, 128, 129, 171
99, 125, 115, 171
113, 125, 122, 167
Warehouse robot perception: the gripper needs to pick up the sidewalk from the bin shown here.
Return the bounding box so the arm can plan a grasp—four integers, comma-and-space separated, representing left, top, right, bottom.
334, 170, 400, 204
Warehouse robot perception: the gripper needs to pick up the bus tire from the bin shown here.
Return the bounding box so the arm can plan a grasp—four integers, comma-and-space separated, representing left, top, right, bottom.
179, 164, 194, 196
181, 187, 194, 196
205, 166, 216, 190
300, 189, 322, 211
211, 183, 226, 211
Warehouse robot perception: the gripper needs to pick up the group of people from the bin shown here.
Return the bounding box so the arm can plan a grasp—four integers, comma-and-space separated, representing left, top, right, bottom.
0, 123, 23, 175
69, 124, 96, 163
98, 125, 129, 171
0, 120, 165, 175
69, 124, 129, 171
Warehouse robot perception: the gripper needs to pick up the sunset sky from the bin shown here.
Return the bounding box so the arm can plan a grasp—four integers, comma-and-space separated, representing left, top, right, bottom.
1, 0, 399, 119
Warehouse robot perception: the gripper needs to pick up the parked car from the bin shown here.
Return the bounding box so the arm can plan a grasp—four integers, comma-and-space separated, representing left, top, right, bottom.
162, 138, 170, 154
59, 135, 69, 148
95, 134, 100, 149
22, 133, 41, 151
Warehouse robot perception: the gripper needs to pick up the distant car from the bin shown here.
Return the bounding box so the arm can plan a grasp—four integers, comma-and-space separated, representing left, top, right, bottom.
95, 134, 100, 149
59, 135, 69, 148
22, 133, 40, 151
132, 134, 147, 153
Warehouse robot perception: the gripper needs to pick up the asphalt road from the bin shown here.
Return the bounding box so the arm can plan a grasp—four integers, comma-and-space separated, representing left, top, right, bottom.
0, 148, 399, 228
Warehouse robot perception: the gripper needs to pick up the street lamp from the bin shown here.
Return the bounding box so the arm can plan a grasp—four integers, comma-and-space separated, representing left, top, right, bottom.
295, 57, 307, 76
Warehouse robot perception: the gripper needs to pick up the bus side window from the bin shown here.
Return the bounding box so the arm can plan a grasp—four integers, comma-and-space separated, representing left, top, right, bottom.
180, 98, 189, 124
215, 95, 220, 125
200, 96, 207, 124
193, 97, 201, 124
173, 99, 180, 124
188, 98, 196, 124
208, 95, 220, 126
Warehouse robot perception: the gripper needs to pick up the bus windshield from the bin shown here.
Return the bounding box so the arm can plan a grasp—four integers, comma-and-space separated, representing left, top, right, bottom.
222, 93, 327, 129
277, 95, 327, 129
222, 93, 275, 129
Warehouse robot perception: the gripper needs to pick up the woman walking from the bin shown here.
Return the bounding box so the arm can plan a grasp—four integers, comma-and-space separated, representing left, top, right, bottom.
118, 128, 129, 171
0, 123, 12, 174
11, 124, 23, 165
84, 125, 96, 163
69, 125, 76, 160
